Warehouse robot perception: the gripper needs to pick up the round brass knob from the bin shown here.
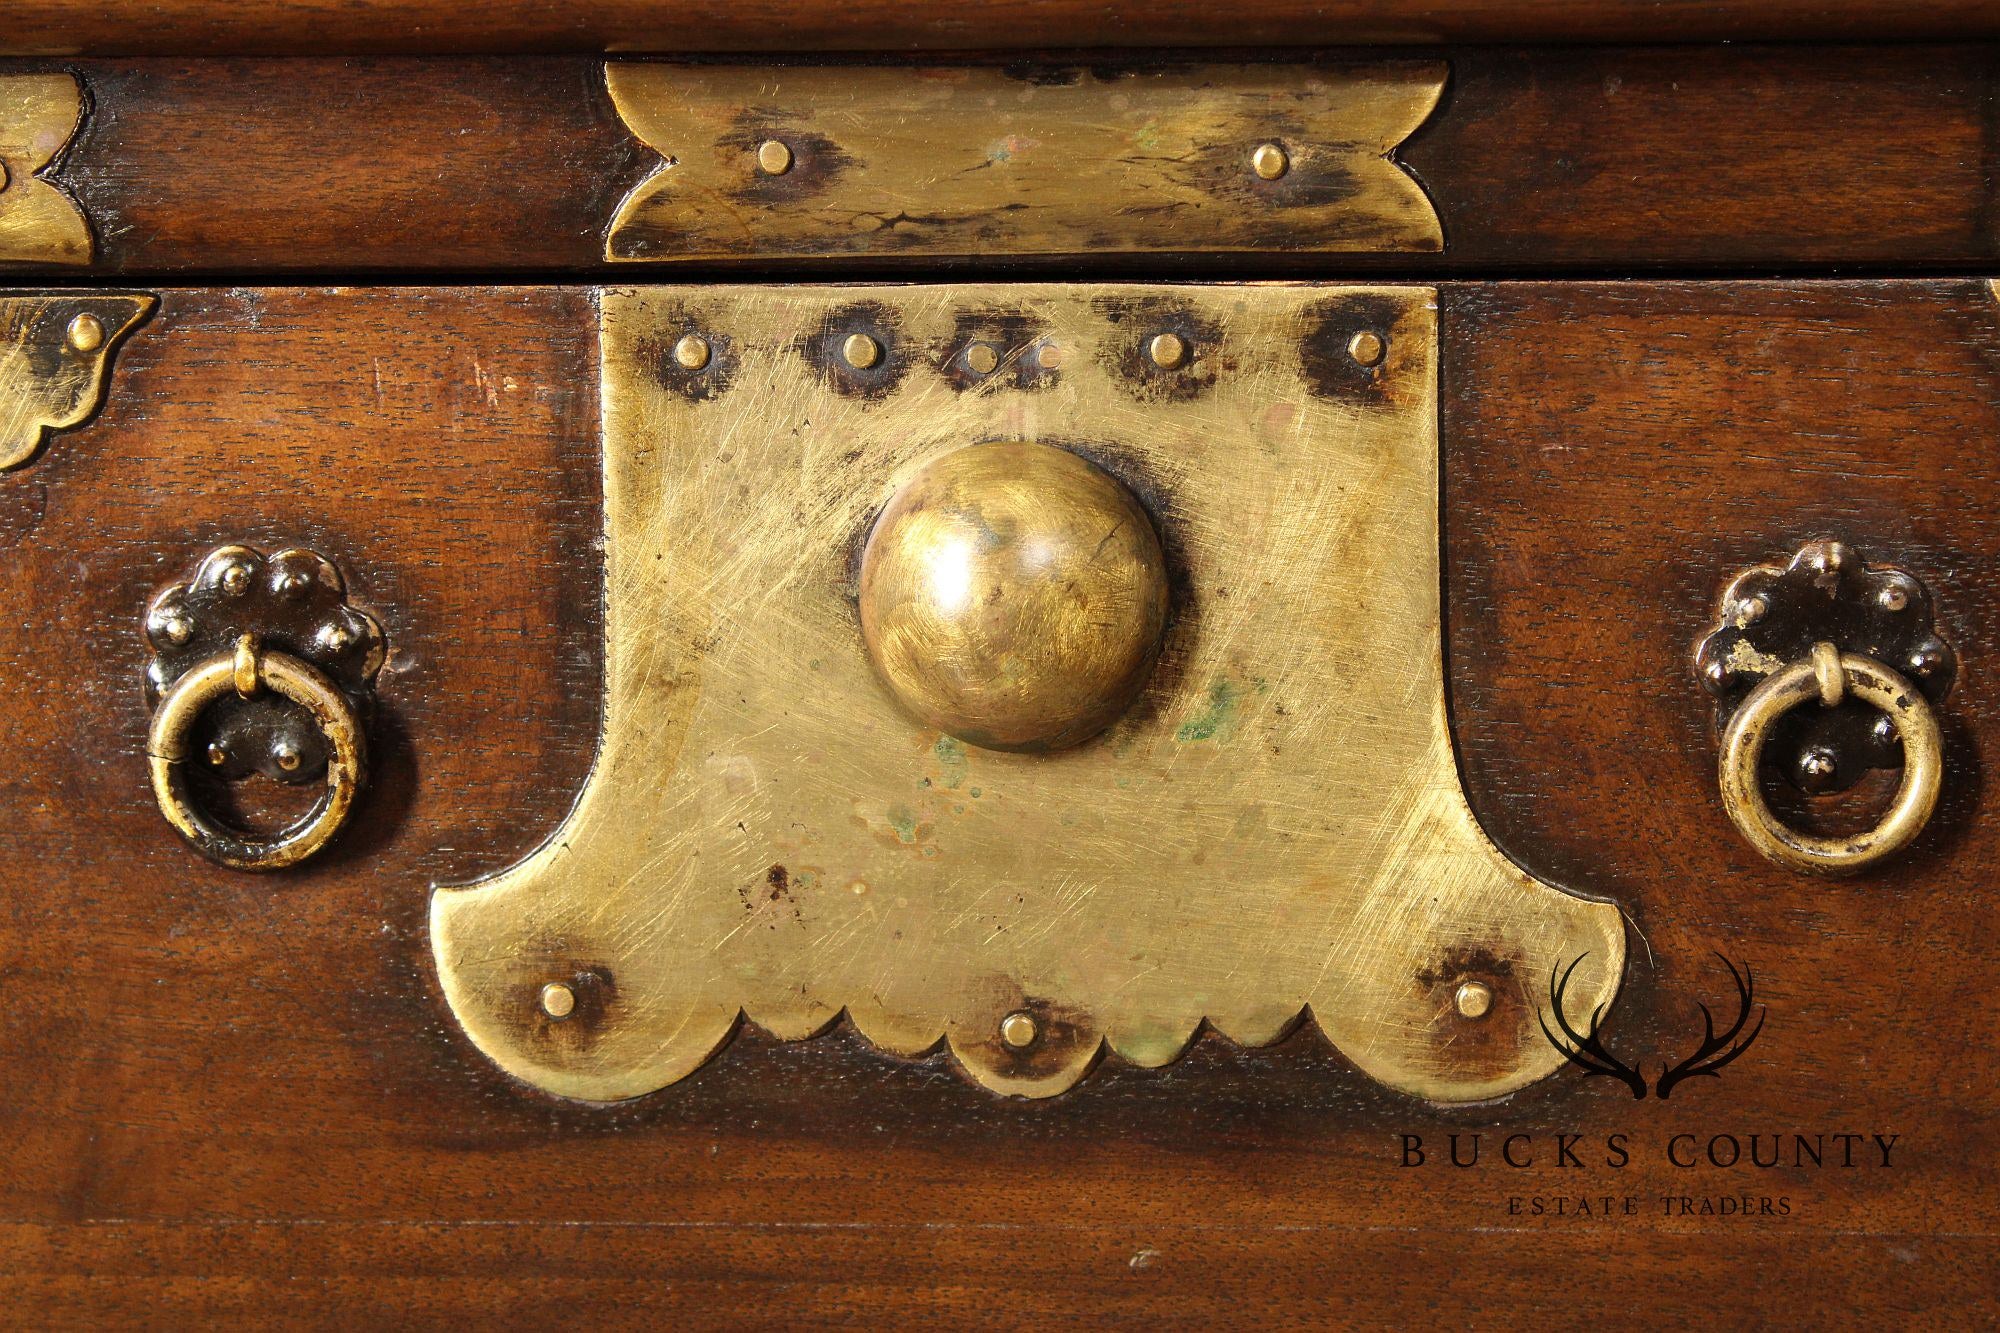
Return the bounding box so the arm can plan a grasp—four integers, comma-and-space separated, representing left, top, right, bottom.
859, 442, 1169, 752
1718, 643, 1943, 875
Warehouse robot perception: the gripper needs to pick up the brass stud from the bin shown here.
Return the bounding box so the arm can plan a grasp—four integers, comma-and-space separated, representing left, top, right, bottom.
276, 571, 313, 600
316, 622, 355, 654
1454, 980, 1494, 1020
1038, 341, 1065, 372
756, 139, 794, 176
206, 741, 228, 767
1147, 332, 1188, 370
66, 313, 105, 353
1878, 584, 1910, 612
999, 1010, 1039, 1049
158, 612, 194, 646
540, 981, 576, 1020
842, 333, 882, 370
1348, 330, 1388, 367
964, 343, 1000, 376
273, 741, 303, 773
673, 334, 711, 371
1800, 748, 1837, 783
1251, 142, 1290, 181
219, 562, 252, 597
1737, 595, 1769, 625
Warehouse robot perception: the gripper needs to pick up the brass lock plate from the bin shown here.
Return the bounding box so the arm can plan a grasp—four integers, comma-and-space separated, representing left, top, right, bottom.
431, 283, 1624, 1101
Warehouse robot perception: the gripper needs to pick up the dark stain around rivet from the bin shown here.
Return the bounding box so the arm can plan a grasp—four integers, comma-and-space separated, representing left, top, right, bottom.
1092, 295, 1224, 402
803, 301, 910, 401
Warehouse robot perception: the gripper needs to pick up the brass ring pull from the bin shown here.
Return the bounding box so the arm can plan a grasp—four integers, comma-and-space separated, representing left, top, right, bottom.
146, 634, 366, 871
1718, 643, 1942, 875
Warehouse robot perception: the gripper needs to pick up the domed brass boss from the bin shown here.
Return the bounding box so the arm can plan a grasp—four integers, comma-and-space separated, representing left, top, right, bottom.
858, 442, 1170, 752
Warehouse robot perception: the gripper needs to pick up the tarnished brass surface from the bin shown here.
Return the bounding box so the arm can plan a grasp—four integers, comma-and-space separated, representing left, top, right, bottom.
144, 545, 386, 871
859, 442, 1170, 752
605, 64, 1445, 261
1718, 648, 1943, 875
431, 283, 1623, 1102
147, 641, 367, 872
1696, 538, 1954, 795
0, 292, 152, 469
0, 74, 90, 267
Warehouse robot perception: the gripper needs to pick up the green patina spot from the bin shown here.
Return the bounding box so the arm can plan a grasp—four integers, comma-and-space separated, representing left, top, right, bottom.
934, 735, 970, 789
887, 805, 921, 843
1176, 678, 1242, 743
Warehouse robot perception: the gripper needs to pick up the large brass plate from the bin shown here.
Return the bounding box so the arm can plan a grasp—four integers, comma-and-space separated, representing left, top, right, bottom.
431, 283, 1623, 1101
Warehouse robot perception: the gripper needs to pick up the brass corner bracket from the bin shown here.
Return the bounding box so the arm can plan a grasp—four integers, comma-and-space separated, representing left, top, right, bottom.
604, 63, 1445, 262
1, 292, 154, 470
1, 73, 92, 267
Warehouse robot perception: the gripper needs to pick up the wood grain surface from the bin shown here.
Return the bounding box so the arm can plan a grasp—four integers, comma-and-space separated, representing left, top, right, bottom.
0, 283, 1995, 1323
10, 0, 2000, 56
0, 48, 1994, 275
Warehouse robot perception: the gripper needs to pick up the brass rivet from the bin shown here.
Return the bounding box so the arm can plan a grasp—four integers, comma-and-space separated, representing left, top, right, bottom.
219, 563, 251, 597
276, 571, 313, 600
540, 981, 576, 1019
965, 343, 1000, 376
1000, 1010, 1039, 1049
316, 622, 355, 654
842, 333, 882, 370
1038, 341, 1065, 371
1738, 595, 1768, 625
673, 334, 711, 371
1800, 748, 1837, 782
1878, 585, 1909, 612
1455, 980, 1494, 1020
1252, 142, 1290, 180
1348, 330, 1387, 367
205, 741, 228, 767
66, 313, 105, 353
1147, 332, 1188, 370
159, 613, 193, 645
273, 741, 303, 773
756, 139, 794, 175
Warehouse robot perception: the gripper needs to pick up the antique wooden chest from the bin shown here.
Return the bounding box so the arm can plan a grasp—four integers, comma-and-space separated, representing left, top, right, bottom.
3, 2, 1998, 1324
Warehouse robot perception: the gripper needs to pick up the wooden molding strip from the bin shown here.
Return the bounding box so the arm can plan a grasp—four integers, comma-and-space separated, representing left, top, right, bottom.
2, 49, 1996, 274
9, 0, 2000, 56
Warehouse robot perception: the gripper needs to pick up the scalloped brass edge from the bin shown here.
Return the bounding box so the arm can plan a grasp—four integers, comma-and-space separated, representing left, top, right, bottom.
605, 63, 1446, 262
0, 73, 92, 267
0, 291, 153, 470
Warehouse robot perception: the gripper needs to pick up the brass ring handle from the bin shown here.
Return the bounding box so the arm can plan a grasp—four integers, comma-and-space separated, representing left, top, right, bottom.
1718, 644, 1942, 875
146, 635, 366, 871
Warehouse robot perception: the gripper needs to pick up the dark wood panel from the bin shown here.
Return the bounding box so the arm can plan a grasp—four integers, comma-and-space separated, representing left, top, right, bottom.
1, 1224, 1990, 1326
10, 0, 2000, 57
0, 284, 1995, 1322
3, 49, 1996, 275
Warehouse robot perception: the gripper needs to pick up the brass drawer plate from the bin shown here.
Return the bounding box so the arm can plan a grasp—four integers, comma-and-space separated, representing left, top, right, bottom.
430, 283, 1623, 1102
605, 64, 1445, 261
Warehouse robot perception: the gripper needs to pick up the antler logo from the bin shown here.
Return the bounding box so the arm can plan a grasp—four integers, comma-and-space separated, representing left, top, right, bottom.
1539, 953, 1766, 1100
